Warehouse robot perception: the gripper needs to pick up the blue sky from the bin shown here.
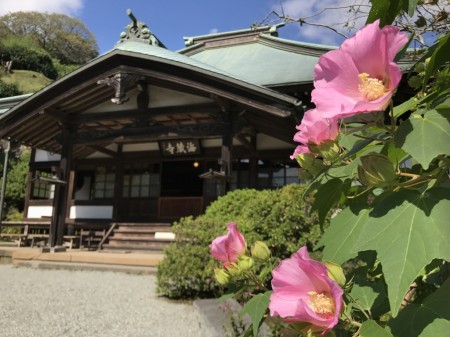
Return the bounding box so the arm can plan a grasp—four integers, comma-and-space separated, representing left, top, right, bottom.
0, 0, 371, 54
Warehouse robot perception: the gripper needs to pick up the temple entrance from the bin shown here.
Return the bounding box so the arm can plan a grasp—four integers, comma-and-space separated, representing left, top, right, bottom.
158, 160, 204, 219
161, 160, 203, 196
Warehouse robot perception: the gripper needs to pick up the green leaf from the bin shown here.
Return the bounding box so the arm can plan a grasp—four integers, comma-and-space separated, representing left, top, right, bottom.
389, 278, 450, 337
240, 291, 271, 337
381, 141, 408, 166
353, 187, 450, 317
317, 203, 370, 264
360, 320, 393, 337
350, 278, 389, 317
393, 97, 419, 118
423, 33, 450, 87
395, 109, 450, 169
435, 98, 450, 113
311, 178, 351, 228
406, 0, 418, 17
367, 0, 413, 26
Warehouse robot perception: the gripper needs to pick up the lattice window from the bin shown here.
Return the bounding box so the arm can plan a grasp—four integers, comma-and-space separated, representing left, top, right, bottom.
92, 166, 116, 199
32, 170, 54, 199
122, 163, 160, 198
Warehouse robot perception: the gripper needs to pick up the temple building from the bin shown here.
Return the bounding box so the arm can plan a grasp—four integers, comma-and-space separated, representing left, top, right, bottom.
0, 12, 344, 248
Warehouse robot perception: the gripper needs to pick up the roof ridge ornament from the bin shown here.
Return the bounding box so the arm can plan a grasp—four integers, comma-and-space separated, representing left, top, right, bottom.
117, 9, 166, 48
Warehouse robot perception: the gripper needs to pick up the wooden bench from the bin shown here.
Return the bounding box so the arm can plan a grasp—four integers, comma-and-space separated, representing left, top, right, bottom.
63, 235, 79, 250
29, 234, 49, 248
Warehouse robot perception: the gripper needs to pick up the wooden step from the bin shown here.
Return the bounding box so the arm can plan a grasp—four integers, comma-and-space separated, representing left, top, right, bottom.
98, 222, 174, 252
112, 222, 170, 229
114, 227, 172, 233
104, 239, 170, 250
101, 244, 166, 251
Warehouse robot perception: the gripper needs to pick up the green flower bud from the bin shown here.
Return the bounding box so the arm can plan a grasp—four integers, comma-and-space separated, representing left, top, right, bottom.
415, 62, 426, 73
251, 241, 271, 261
214, 268, 230, 285
237, 255, 254, 272
296, 153, 325, 176
299, 168, 314, 181
324, 261, 346, 287
316, 140, 340, 162
358, 153, 396, 188
225, 262, 241, 277
408, 75, 422, 89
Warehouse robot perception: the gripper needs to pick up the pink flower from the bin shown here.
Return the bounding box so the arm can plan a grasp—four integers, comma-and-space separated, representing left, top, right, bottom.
294, 109, 339, 145
269, 246, 343, 333
210, 222, 246, 264
312, 20, 408, 119
291, 109, 339, 160
290, 144, 311, 160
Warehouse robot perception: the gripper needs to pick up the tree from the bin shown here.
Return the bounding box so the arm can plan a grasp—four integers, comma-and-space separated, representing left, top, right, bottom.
258, 0, 449, 48
0, 11, 98, 65
0, 146, 30, 219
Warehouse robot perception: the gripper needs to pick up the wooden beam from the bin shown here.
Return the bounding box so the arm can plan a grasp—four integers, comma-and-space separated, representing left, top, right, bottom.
86, 145, 119, 157
73, 123, 225, 145
73, 103, 222, 123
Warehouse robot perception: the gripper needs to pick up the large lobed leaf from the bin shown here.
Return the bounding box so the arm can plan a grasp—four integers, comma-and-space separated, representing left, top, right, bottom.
353, 187, 450, 316
395, 109, 450, 169
388, 278, 450, 337
319, 187, 450, 317
317, 203, 369, 264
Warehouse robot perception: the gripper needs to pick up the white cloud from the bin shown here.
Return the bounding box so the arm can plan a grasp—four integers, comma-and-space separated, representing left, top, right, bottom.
0, 0, 84, 16
274, 0, 371, 45
209, 28, 219, 35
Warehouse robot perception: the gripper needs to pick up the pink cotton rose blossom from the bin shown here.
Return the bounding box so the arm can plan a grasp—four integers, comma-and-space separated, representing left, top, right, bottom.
210, 222, 246, 264
290, 144, 311, 160
290, 109, 339, 160
312, 20, 408, 119
269, 246, 343, 333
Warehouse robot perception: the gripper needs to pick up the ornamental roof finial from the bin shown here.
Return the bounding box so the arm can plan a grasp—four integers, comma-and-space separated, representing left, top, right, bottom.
117, 9, 166, 48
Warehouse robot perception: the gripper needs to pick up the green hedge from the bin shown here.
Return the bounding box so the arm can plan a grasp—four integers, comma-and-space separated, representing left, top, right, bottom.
0, 80, 21, 98
157, 184, 322, 299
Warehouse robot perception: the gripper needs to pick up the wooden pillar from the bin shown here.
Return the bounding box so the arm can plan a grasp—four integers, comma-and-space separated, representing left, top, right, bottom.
248, 136, 257, 188
113, 144, 123, 221
49, 124, 75, 248
220, 113, 233, 194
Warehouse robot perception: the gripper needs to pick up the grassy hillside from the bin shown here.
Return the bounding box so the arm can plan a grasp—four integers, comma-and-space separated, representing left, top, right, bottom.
0, 69, 52, 94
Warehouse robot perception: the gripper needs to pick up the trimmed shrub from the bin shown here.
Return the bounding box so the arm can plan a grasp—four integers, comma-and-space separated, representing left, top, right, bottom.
0, 80, 21, 98
157, 184, 323, 299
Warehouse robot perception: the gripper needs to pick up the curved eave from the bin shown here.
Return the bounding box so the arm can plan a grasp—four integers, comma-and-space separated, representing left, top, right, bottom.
0, 44, 298, 126
112, 42, 299, 108
0, 43, 301, 155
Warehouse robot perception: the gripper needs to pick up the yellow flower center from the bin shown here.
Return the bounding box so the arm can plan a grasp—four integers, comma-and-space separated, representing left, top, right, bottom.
308, 292, 335, 316
358, 73, 388, 101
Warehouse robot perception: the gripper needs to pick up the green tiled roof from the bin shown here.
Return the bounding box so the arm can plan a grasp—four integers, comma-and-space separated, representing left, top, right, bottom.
180, 33, 335, 87
111, 41, 299, 105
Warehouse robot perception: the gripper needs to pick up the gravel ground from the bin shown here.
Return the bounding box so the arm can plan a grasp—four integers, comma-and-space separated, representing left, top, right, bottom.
0, 265, 211, 337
